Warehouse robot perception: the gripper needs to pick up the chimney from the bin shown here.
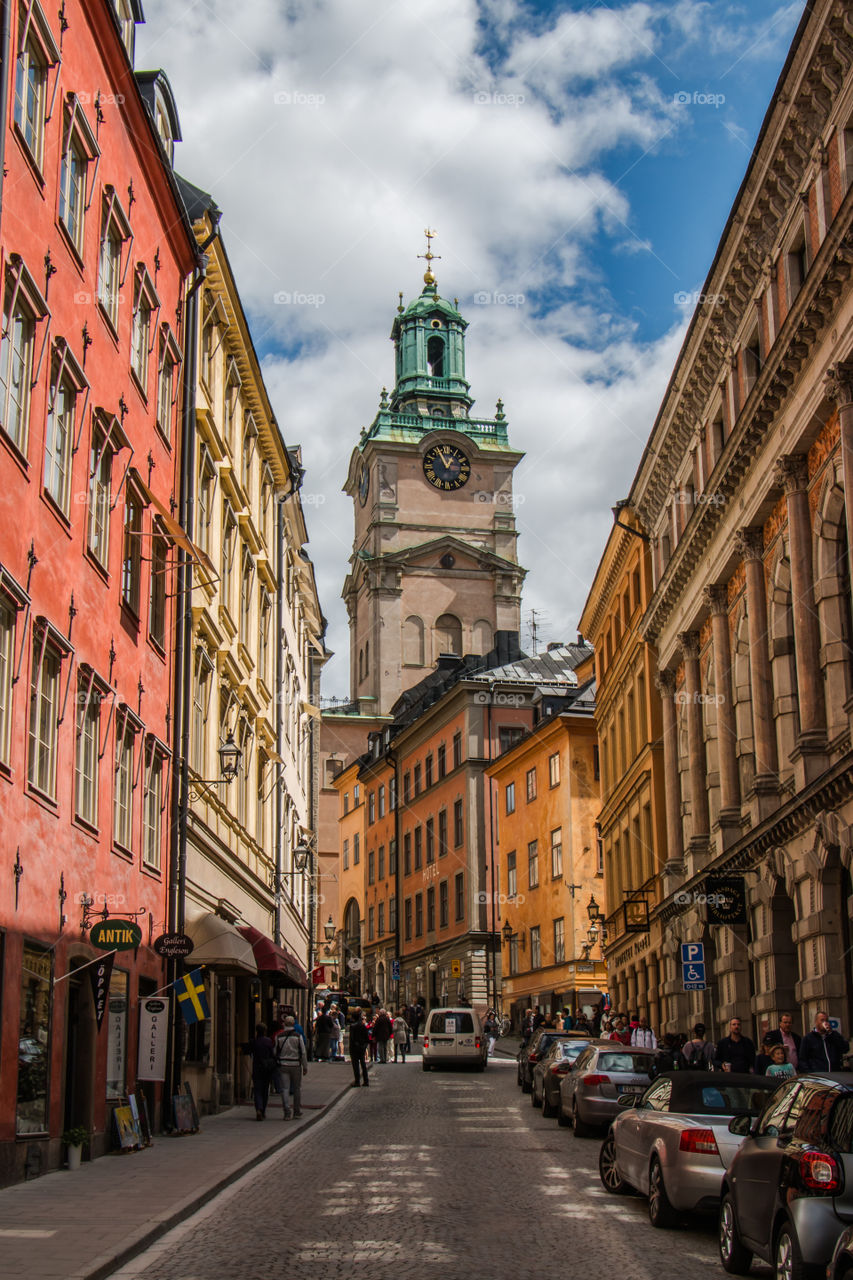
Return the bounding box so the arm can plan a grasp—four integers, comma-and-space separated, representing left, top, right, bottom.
436, 652, 463, 670
577, 633, 585, 647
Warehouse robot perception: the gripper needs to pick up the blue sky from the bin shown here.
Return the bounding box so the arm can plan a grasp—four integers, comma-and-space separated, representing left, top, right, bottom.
138, 0, 804, 693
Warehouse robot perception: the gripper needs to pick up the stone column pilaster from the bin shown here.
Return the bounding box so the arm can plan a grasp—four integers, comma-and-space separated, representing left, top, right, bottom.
735, 527, 779, 787
777, 453, 826, 753
704, 585, 741, 842
655, 669, 685, 876
678, 630, 711, 845
825, 363, 853, 707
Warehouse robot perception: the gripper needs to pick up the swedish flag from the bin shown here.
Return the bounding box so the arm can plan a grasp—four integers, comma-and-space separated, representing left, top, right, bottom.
175, 969, 210, 1025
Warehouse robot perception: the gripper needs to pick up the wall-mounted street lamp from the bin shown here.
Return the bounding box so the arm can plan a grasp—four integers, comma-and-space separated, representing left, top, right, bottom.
190, 732, 243, 799
501, 919, 513, 945
323, 914, 336, 942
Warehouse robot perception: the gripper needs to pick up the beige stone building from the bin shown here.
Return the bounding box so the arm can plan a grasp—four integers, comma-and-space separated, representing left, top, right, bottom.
618, 0, 853, 1038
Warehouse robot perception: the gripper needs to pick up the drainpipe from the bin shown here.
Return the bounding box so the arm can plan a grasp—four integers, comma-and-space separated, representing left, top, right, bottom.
0, 1, 12, 231
485, 685, 498, 1012
274, 494, 284, 946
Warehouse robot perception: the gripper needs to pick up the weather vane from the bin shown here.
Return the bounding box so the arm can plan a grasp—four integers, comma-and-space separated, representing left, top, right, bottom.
418, 228, 441, 287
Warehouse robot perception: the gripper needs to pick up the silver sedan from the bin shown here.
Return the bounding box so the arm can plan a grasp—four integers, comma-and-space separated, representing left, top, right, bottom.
558, 1043, 658, 1135
598, 1071, 781, 1228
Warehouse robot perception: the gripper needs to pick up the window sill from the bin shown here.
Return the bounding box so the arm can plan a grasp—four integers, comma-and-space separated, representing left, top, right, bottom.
84, 546, 110, 585
141, 861, 163, 879
0, 423, 31, 475
154, 418, 172, 451
72, 814, 100, 839
120, 599, 141, 635
11, 122, 46, 190
40, 488, 73, 536
97, 301, 120, 345
26, 785, 59, 815
147, 633, 166, 662
112, 841, 133, 861
56, 218, 86, 276
129, 366, 149, 405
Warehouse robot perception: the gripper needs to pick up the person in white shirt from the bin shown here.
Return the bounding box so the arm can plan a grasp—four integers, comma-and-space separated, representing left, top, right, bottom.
631, 1017, 657, 1049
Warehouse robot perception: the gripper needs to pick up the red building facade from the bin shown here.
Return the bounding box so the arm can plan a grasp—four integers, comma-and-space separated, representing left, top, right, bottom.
0, 0, 196, 1183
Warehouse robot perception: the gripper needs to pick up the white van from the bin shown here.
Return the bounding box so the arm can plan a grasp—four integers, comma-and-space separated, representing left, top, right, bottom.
422, 1008, 487, 1071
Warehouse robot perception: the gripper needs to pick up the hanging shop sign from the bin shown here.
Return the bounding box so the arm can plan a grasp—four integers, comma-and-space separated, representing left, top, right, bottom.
153, 932, 193, 959
137, 998, 170, 1081
90, 919, 142, 951
88, 952, 115, 1030
704, 876, 747, 926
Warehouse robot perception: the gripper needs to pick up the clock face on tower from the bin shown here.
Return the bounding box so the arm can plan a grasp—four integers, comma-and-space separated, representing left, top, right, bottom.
422, 443, 470, 491
357, 458, 370, 506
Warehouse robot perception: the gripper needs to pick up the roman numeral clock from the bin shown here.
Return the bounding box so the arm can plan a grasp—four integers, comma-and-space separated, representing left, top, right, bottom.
422, 442, 470, 491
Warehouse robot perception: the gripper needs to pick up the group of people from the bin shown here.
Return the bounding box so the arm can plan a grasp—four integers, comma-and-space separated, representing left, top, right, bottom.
246, 1015, 309, 1120
522, 1005, 850, 1078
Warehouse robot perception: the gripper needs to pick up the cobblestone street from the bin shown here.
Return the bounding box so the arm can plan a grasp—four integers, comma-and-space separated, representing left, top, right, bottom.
109, 1057, 725, 1280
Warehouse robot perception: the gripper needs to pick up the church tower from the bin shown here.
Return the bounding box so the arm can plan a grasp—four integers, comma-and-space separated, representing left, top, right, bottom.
343, 233, 526, 715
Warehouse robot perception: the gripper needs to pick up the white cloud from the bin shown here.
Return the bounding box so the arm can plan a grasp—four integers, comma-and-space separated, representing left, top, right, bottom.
133, 0, 736, 693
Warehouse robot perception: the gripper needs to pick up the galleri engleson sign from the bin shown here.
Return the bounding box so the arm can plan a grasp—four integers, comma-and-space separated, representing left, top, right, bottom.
89, 920, 143, 951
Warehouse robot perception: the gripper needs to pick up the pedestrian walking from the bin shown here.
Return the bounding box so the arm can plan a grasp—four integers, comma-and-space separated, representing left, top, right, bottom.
714, 1017, 756, 1073
393, 1010, 409, 1062
373, 1009, 392, 1062
610, 1016, 631, 1046
763, 1012, 801, 1073
631, 1017, 657, 1049
681, 1024, 715, 1069
275, 1015, 308, 1117
314, 1008, 335, 1061
328, 1005, 344, 1061
799, 1010, 850, 1072
520, 1008, 535, 1045
765, 1044, 796, 1080
483, 1009, 498, 1056
247, 1023, 276, 1120
349, 1009, 370, 1086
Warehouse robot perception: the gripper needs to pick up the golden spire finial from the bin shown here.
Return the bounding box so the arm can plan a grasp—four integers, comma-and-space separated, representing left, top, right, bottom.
418, 227, 441, 287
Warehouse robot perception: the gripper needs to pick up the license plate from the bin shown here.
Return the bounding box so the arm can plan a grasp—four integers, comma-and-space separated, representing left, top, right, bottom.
616, 1084, 634, 1093
433, 1037, 452, 1044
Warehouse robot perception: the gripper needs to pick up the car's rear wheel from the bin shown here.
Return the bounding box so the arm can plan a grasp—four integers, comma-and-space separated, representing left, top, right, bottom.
542, 1091, 556, 1118
521, 1075, 532, 1094
648, 1158, 678, 1228
557, 1107, 571, 1127
572, 1099, 594, 1137
531, 1083, 542, 1107
775, 1222, 808, 1280
718, 1194, 752, 1275
599, 1132, 632, 1194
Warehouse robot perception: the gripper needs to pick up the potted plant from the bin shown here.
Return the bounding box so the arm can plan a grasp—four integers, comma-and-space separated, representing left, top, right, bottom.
61, 1126, 89, 1171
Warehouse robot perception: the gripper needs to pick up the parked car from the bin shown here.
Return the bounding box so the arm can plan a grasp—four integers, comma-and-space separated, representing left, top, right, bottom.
518, 1028, 589, 1093
599, 1070, 780, 1229
827, 1223, 853, 1280
422, 1007, 487, 1071
560, 1043, 658, 1135
531, 1038, 599, 1117
718, 1072, 853, 1278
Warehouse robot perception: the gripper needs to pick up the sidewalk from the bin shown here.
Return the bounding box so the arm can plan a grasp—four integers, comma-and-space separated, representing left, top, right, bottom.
0, 1062, 355, 1280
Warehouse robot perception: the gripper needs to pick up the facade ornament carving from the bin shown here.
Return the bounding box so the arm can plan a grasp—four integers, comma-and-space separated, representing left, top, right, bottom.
703, 584, 728, 616
734, 526, 764, 562
776, 452, 809, 494
678, 630, 701, 661
825, 360, 853, 407
654, 668, 676, 697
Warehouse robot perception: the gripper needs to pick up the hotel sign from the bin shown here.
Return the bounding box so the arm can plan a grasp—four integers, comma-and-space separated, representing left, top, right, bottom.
89, 920, 143, 951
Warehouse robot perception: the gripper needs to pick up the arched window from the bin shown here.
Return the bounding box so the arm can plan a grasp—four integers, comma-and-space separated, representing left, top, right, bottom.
434, 613, 462, 658
427, 335, 445, 377
403, 615, 425, 666
472, 619, 492, 655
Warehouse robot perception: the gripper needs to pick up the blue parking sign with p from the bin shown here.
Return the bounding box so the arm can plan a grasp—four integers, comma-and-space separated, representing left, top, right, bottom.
681, 942, 706, 990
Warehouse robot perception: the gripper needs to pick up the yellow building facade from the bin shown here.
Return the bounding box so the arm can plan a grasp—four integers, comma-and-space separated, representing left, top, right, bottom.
487, 695, 605, 1023
579, 506, 669, 1026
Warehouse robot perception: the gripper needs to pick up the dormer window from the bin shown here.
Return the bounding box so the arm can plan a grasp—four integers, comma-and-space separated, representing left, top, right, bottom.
427, 335, 444, 377
154, 94, 173, 164
113, 0, 136, 63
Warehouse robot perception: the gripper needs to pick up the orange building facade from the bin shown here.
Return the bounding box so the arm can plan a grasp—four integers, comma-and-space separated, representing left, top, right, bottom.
487, 682, 605, 1023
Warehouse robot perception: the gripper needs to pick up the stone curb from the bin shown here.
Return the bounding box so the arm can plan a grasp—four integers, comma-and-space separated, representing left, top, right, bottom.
69, 1078, 355, 1280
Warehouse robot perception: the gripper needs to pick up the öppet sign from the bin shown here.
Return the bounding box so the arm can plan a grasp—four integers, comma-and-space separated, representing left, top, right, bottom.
89, 919, 142, 951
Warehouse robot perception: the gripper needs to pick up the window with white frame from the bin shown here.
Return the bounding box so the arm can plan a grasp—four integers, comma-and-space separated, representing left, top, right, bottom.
28, 636, 61, 797
258, 589, 271, 687
530, 925, 541, 969
74, 675, 100, 826
221, 504, 236, 610
191, 649, 213, 774
0, 599, 15, 767
196, 449, 214, 554
113, 710, 136, 849
0, 265, 45, 454
242, 416, 255, 500
505, 781, 515, 815
14, 4, 59, 168
256, 751, 269, 849
224, 361, 240, 452
156, 329, 180, 442
239, 546, 253, 646
142, 743, 165, 870
506, 850, 517, 897
121, 487, 143, 614
550, 827, 563, 879
548, 751, 561, 788
527, 839, 538, 890
87, 421, 113, 566
58, 101, 98, 255
131, 269, 158, 392
112, 0, 136, 61
97, 192, 132, 330
261, 467, 273, 548
43, 345, 85, 514
553, 916, 565, 964
148, 528, 168, 650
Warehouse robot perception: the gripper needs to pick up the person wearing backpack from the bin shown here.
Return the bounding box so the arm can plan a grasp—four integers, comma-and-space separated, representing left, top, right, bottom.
681, 1023, 716, 1070
275, 1015, 308, 1118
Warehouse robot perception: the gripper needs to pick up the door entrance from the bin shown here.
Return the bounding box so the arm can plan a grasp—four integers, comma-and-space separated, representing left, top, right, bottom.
63, 962, 97, 1135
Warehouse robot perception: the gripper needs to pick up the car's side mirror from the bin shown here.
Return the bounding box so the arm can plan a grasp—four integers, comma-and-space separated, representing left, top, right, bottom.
727, 1112, 753, 1137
